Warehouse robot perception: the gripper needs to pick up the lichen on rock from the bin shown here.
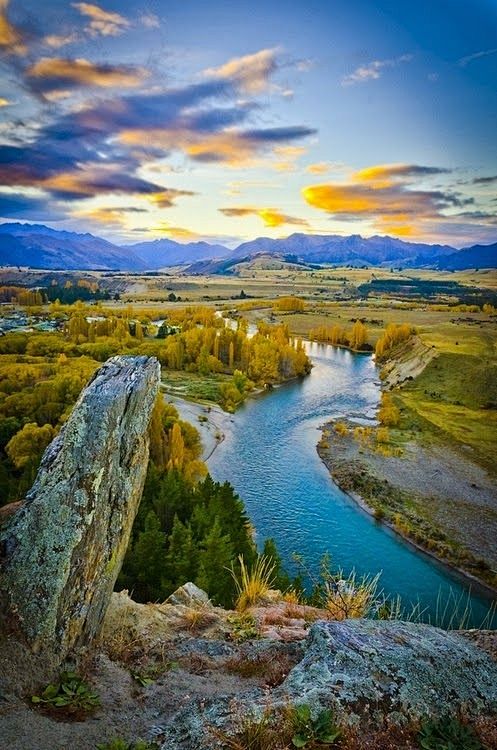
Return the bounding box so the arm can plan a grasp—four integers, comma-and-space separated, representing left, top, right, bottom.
0, 355, 160, 660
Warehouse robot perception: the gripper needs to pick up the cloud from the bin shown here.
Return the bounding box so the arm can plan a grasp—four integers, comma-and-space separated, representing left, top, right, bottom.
354, 163, 450, 186
120, 122, 316, 166
272, 144, 306, 172
0, 192, 65, 221
342, 54, 412, 86
0, 64, 316, 224
72, 2, 130, 37
26, 57, 148, 97
220, 206, 309, 228
204, 48, 280, 93
43, 32, 79, 49
152, 222, 202, 239
0, 97, 11, 106
472, 175, 497, 185
458, 48, 497, 67
0, 0, 26, 54
41, 166, 195, 206
72, 205, 147, 227
140, 12, 160, 29
302, 162, 472, 238
306, 162, 331, 175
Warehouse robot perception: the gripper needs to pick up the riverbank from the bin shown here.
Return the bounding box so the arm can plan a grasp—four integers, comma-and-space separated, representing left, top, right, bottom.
317, 421, 497, 599
164, 390, 233, 461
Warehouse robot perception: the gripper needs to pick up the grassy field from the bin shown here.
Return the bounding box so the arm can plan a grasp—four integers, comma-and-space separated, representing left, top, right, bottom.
161, 370, 233, 404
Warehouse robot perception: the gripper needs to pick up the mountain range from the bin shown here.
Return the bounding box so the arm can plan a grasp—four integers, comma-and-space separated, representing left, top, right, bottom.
0, 223, 495, 272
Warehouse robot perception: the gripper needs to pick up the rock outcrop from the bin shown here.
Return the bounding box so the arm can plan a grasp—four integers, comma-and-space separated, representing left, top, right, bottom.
278, 619, 497, 723
159, 619, 497, 748
0, 355, 160, 660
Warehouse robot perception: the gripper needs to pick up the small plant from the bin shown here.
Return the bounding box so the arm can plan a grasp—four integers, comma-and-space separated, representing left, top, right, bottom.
232, 554, 276, 611
181, 606, 218, 632
212, 710, 289, 750
227, 612, 260, 642
130, 659, 177, 686
96, 739, 159, 750
334, 422, 349, 437
418, 717, 483, 750
324, 568, 381, 621
291, 704, 342, 747
31, 671, 100, 717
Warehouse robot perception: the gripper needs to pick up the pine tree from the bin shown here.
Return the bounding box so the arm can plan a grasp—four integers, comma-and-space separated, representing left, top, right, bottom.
165, 515, 198, 589
126, 510, 166, 601
196, 517, 234, 606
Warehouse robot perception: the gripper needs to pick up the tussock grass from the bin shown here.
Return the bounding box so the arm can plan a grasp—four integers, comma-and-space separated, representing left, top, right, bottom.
324, 571, 382, 621
232, 554, 276, 612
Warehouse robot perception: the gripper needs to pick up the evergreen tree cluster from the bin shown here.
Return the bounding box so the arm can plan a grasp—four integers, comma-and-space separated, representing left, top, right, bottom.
118, 470, 257, 607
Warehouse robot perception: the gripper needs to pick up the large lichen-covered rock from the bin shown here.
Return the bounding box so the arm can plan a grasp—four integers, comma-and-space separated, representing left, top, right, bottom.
158, 619, 497, 748
0, 355, 159, 660
277, 619, 497, 725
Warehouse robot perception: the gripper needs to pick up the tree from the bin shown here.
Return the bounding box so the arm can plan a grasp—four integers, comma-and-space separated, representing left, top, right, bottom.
125, 511, 166, 601
349, 320, 368, 350
196, 517, 234, 606
165, 515, 198, 586
6, 422, 55, 469
167, 422, 185, 471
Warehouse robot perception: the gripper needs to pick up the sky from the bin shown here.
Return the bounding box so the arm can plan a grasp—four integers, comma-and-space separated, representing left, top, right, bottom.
0, 0, 496, 248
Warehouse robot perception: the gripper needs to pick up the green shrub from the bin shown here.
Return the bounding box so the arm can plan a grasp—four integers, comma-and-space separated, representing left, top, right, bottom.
31, 671, 100, 715
291, 704, 342, 747
418, 717, 483, 750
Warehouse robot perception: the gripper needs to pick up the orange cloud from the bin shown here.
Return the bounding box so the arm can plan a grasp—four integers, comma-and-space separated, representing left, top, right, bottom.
72, 2, 130, 37
0, 0, 25, 53
27, 57, 148, 95
0, 97, 10, 106
43, 32, 79, 49
73, 206, 134, 227
204, 48, 279, 93
272, 145, 306, 172
306, 162, 331, 175
220, 206, 309, 228
121, 129, 259, 166
153, 223, 201, 239
302, 163, 468, 239
38, 165, 195, 207
354, 163, 448, 187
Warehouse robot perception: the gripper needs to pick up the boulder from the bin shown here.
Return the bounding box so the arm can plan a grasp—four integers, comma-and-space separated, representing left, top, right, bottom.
166, 583, 212, 608
0, 355, 160, 660
277, 619, 497, 725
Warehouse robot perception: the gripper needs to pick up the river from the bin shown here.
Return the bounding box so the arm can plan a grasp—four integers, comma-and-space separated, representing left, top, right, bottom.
208, 341, 496, 628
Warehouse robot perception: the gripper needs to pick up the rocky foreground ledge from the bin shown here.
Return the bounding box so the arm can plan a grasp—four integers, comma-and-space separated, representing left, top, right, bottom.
0, 355, 160, 659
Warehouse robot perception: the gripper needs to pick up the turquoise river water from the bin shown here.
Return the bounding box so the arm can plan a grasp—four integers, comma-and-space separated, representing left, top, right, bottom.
208, 341, 496, 628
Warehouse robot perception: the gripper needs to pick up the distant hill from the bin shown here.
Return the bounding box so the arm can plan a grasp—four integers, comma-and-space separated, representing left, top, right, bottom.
231, 233, 456, 266
436, 242, 497, 270
0, 222, 495, 271
0, 223, 145, 271
184, 252, 320, 275
126, 238, 231, 267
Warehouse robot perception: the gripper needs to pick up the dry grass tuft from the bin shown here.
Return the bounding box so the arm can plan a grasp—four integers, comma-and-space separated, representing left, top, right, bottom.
180, 607, 218, 632
232, 555, 276, 612
224, 652, 296, 687
325, 571, 381, 621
